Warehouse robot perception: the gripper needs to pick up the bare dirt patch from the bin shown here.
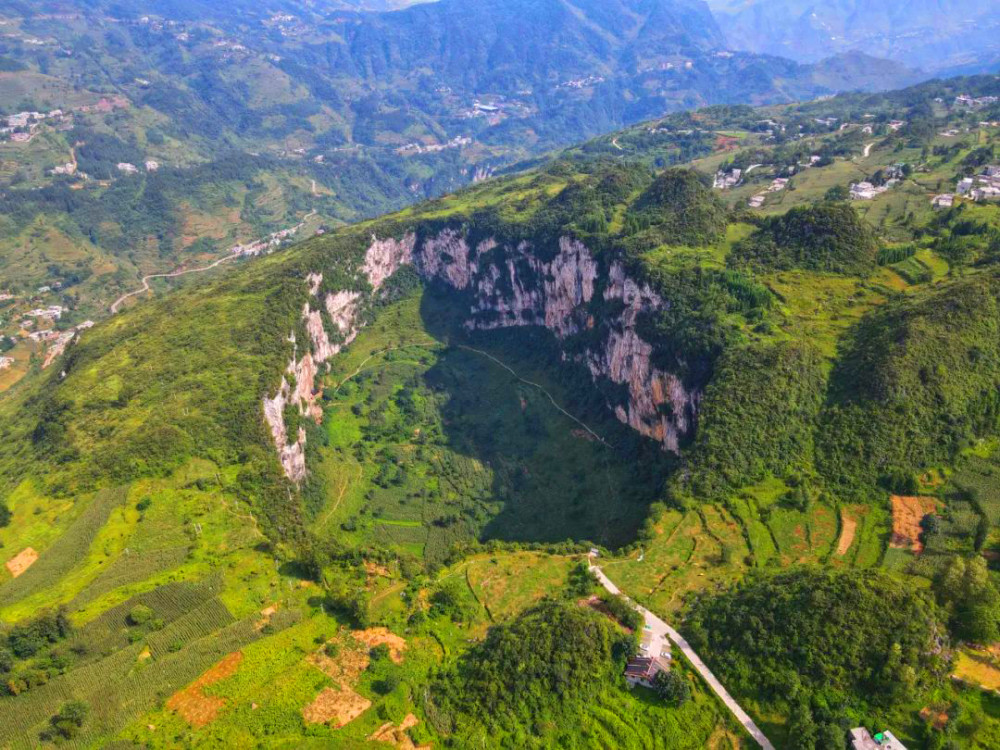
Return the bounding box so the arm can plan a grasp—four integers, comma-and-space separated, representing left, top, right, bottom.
166, 651, 243, 727
890, 496, 939, 553
836, 511, 857, 556
368, 713, 431, 749
302, 686, 371, 727
353, 627, 407, 663
308, 640, 369, 683
5, 547, 38, 578
302, 628, 408, 729
919, 706, 949, 730
255, 604, 278, 631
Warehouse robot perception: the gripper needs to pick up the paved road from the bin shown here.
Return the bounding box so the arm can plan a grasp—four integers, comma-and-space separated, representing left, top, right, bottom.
591, 563, 776, 750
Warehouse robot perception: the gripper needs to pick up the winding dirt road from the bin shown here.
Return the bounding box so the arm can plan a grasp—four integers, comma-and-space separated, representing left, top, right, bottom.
110, 254, 239, 313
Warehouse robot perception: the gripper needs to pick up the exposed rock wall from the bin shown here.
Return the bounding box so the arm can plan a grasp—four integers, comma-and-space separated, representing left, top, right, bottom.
263, 275, 362, 482
360, 229, 699, 453
265, 227, 701, 482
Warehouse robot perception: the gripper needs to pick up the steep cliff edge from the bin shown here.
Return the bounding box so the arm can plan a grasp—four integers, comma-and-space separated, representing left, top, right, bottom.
264, 226, 700, 482
263, 277, 363, 482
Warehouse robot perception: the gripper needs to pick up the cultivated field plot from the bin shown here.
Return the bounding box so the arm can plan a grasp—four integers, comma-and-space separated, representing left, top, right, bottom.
465, 552, 573, 621
890, 496, 939, 553
955, 646, 1000, 692
0, 486, 128, 609
167, 651, 245, 727
605, 505, 750, 616
951, 452, 1000, 525
835, 504, 888, 568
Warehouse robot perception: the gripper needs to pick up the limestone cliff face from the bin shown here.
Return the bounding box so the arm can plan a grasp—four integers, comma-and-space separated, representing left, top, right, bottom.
265, 227, 701, 482
360, 229, 699, 453
263, 275, 362, 482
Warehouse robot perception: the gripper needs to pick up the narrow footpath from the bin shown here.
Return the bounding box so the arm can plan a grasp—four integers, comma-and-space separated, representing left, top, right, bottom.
590, 563, 776, 750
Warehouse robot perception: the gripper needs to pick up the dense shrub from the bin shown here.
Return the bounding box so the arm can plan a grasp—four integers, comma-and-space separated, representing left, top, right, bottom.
681, 342, 825, 498
820, 273, 1000, 492
433, 600, 633, 732
687, 569, 946, 738
626, 168, 728, 247
729, 203, 880, 275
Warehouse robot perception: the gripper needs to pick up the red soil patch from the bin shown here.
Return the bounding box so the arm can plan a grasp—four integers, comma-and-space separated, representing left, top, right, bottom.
256, 603, 278, 631
352, 627, 406, 663
368, 713, 432, 749
302, 686, 371, 727
920, 706, 949, 730
5, 548, 38, 578
302, 628, 407, 729
166, 652, 243, 727
836, 512, 857, 556
890, 496, 939, 553
715, 135, 739, 151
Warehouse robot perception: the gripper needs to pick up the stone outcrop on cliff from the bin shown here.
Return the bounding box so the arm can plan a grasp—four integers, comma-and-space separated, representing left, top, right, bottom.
263, 275, 363, 482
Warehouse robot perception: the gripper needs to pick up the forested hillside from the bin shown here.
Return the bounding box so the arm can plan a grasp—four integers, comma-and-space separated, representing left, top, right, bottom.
0, 0, 926, 378
2, 71, 1000, 748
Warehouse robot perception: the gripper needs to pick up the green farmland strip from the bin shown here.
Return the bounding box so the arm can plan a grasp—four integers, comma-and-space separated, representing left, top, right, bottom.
0, 487, 128, 606
68, 547, 191, 610
0, 609, 300, 748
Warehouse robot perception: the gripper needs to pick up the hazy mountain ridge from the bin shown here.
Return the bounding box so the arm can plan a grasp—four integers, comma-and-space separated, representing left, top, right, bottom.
708, 0, 1000, 72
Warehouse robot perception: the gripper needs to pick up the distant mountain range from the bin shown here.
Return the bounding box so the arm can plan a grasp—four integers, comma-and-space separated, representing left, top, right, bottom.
0, 0, 932, 321
4, 0, 929, 170
707, 0, 1000, 73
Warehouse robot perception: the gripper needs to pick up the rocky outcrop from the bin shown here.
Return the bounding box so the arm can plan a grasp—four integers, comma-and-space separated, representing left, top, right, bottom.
264, 276, 363, 481
364, 234, 415, 291
266, 227, 701, 482
360, 229, 699, 453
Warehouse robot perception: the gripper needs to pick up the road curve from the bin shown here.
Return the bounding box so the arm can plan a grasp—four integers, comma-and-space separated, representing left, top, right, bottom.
109, 254, 238, 313
590, 563, 776, 750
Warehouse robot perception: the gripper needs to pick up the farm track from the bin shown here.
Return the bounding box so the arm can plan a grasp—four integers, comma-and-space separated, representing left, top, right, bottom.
456, 345, 609, 446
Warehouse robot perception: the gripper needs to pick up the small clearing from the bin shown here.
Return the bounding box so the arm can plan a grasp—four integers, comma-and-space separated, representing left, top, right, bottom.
353, 627, 407, 663
836, 511, 857, 556
954, 646, 1000, 692
302, 686, 371, 727
890, 495, 939, 553
166, 652, 243, 727
5, 547, 38, 578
